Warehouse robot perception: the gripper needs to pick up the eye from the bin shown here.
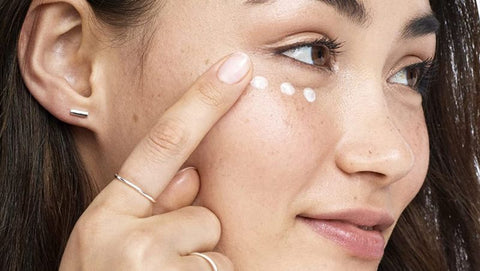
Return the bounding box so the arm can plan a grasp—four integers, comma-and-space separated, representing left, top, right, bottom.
280, 38, 343, 71
389, 67, 421, 89
282, 45, 331, 67
388, 59, 435, 92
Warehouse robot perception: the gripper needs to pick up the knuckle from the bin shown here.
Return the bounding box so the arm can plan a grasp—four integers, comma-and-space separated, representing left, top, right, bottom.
183, 206, 221, 239
73, 213, 104, 252
195, 80, 226, 108
146, 215, 183, 244
149, 218, 174, 243
145, 118, 189, 159
123, 229, 150, 257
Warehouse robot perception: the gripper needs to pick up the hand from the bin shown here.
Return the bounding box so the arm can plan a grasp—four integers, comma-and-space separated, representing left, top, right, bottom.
60, 52, 252, 271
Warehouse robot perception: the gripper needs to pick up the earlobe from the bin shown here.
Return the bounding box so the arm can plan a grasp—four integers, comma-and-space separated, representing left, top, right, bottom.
18, 0, 99, 130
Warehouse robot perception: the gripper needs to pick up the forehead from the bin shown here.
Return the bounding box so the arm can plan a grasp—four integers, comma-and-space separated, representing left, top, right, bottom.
241, 0, 433, 22
238, 0, 437, 39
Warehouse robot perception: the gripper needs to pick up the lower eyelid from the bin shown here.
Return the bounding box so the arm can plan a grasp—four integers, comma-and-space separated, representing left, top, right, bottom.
276, 52, 334, 74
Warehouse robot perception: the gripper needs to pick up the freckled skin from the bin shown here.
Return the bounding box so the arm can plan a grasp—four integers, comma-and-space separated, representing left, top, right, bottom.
81, 0, 435, 270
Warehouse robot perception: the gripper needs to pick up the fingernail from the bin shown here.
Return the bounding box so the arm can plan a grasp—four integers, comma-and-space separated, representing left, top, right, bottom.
176, 166, 197, 176
217, 52, 251, 85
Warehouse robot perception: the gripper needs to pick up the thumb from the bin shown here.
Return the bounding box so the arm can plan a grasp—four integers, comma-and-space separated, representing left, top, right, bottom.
152, 167, 200, 215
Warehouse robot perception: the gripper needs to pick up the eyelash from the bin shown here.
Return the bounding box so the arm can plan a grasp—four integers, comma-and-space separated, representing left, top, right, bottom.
276, 38, 437, 95
276, 37, 344, 72
402, 58, 437, 95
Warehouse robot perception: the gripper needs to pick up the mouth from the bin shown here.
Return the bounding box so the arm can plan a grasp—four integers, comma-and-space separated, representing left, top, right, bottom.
297, 209, 395, 260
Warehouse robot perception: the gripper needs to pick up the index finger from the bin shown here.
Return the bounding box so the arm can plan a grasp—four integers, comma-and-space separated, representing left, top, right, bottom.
99, 52, 252, 217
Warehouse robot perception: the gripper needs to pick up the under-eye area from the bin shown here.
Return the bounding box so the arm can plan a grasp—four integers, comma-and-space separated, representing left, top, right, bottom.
2, 0, 478, 271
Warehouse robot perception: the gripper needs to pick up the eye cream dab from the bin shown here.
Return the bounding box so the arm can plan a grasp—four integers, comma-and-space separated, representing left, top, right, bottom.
280, 82, 296, 96
303, 88, 317, 103
250, 76, 269, 90
332, 62, 340, 72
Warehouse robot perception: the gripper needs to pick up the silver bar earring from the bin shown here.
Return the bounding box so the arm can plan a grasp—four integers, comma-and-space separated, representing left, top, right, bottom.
70, 109, 89, 118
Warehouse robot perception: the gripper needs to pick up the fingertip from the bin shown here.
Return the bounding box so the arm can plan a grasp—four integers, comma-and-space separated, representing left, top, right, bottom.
216, 52, 252, 85
153, 167, 200, 214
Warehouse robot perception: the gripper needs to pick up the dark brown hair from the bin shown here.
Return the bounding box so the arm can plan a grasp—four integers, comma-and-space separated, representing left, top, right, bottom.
0, 0, 479, 270
0, 1, 154, 270
380, 0, 480, 270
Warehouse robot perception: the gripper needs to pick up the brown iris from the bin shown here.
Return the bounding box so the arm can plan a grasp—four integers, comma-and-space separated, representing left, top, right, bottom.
406, 67, 421, 88
311, 45, 332, 67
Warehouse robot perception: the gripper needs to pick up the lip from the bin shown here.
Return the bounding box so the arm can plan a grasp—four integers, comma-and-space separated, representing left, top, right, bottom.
297, 209, 395, 260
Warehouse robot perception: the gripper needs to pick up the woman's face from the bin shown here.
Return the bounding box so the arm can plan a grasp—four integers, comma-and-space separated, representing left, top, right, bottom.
98, 0, 436, 270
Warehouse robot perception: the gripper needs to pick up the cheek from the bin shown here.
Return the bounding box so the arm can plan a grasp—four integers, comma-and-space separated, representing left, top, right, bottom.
186, 77, 336, 234
390, 108, 430, 214
189, 85, 317, 204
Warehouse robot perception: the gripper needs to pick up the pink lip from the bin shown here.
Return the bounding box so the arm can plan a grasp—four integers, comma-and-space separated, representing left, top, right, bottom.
298, 209, 395, 260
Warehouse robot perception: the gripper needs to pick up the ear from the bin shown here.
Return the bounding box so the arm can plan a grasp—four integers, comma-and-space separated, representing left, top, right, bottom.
18, 0, 102, 131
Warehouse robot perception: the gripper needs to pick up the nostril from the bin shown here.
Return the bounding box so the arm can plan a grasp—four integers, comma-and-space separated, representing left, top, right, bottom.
358, 171, 386, 179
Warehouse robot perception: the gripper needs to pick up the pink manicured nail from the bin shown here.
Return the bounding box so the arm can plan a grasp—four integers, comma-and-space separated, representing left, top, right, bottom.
217, 52, 251, 85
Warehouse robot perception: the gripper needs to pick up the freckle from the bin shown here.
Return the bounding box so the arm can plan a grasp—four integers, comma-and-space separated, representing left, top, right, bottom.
205, 59, 210, 65
133, 114, 138, 123
297, 103, 305, 111
250, 76, 269, 90
282, 118, 290, 126
354, 196, 358, 200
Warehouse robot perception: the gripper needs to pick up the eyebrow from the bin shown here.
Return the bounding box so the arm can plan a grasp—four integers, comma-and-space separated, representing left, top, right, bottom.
244, 0, 369, 24
244, 0, 440, 38
402, 14, 440, 39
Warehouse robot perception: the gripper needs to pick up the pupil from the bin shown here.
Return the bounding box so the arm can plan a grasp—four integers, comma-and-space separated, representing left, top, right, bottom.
407, 69, 419, 87
312, 46, 327, 66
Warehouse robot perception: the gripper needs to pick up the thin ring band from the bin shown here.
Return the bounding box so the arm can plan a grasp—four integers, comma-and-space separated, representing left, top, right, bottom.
114, 174, 156, 203
189, 252, 218, 271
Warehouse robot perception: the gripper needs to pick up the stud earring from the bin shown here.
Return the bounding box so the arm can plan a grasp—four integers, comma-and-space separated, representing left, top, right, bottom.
70, 109, 89, 118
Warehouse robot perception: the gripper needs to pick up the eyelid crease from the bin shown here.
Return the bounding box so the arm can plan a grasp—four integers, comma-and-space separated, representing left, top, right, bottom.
259, 32, 342, 50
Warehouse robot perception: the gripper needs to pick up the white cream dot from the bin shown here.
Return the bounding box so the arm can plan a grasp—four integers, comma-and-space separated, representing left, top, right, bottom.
250, 76, 269, 90
280, 82, 296, 96
332, 62, 340, 72
303, 88, 317, 103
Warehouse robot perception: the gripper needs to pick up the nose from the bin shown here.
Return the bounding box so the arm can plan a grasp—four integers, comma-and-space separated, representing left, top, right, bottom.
334, 94, 415, 186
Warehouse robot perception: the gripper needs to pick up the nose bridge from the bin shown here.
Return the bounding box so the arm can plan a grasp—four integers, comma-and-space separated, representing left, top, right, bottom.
334, 76, 415, 185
